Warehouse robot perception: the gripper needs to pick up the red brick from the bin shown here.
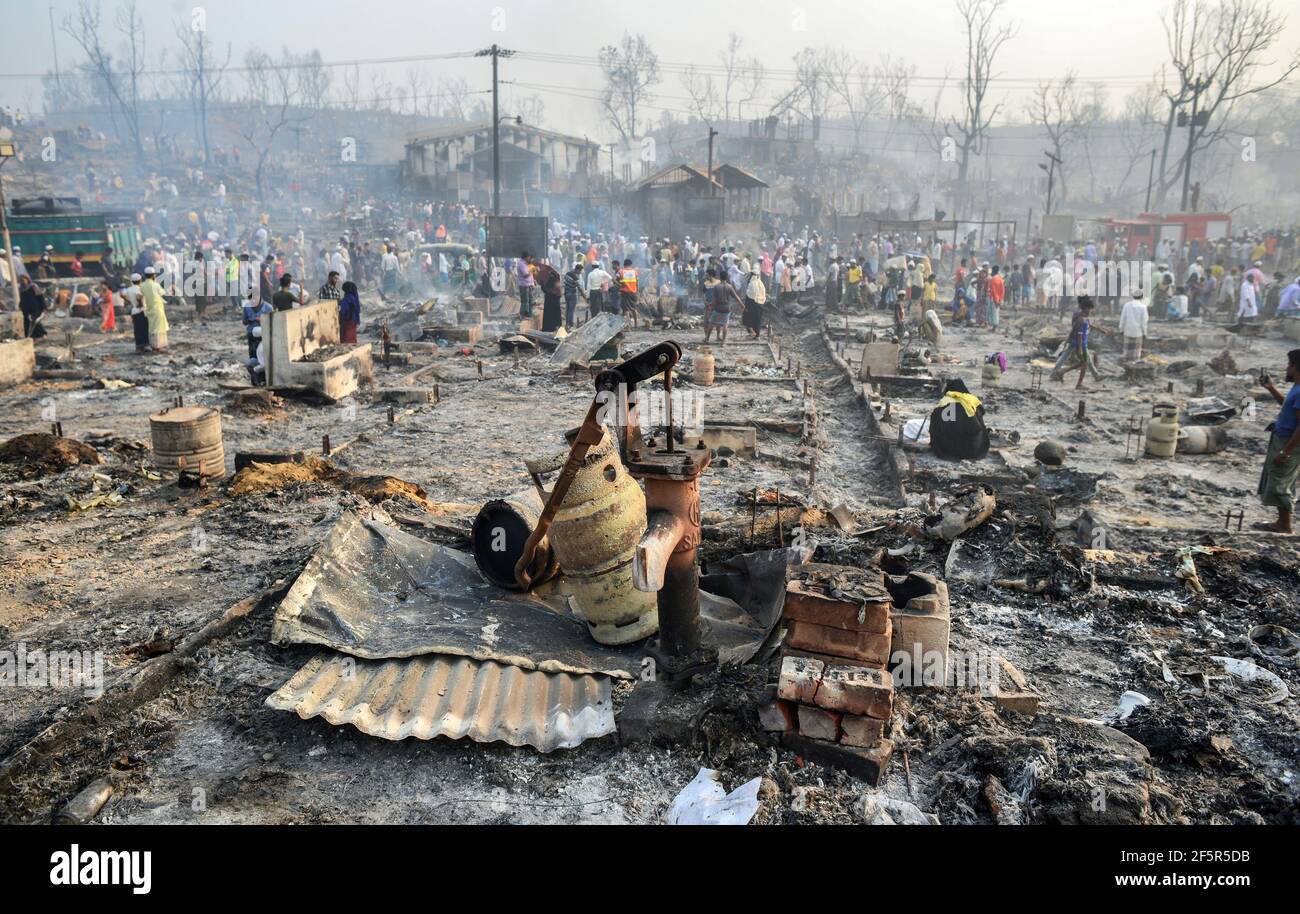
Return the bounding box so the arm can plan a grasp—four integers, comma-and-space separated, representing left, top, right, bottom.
757, 696, 798, 732
777, 655, 824, 705
786, 619, 892, 666
814, 664, 894, 719
782, 647, 886, 671
784, 583, 892, 633
840, 714, 887, 747
797, 705, 842, 742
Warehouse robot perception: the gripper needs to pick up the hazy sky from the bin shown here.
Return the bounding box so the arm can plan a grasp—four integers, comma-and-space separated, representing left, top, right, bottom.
3, 0, 1298, 137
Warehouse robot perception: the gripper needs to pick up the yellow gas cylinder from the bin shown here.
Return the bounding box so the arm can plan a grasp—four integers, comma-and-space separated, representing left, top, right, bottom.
529, 429, 658, 644
1146, 402, 1179, 458
694, 348, 715, 386
981, 362, 1002, 387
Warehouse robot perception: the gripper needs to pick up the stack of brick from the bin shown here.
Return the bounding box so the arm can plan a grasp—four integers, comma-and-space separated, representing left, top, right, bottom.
758, 564, 896, 785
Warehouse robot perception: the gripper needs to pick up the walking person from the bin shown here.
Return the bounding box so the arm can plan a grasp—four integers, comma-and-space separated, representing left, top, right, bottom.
742, 264, 766, 339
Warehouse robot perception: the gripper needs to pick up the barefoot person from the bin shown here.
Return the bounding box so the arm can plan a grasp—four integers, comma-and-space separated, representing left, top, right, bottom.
1258, 349, 1300, 534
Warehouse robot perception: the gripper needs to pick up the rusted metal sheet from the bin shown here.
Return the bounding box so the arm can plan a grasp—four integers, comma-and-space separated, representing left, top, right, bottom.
266, 652, 615, 752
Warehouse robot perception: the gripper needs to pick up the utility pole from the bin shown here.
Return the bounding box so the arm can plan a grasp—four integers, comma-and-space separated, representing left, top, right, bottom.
1180, 76, 1211, 212
48, 6, 62, 99
606, 143, 616, 234
474, 44, 514, 217
706, 126, 719, 196
1041, 151, 1062, 216
1144, 148, 1156, 212
0, 141, 20, 315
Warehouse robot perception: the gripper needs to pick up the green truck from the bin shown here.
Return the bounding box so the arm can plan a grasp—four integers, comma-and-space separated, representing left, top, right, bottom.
7, 196, 140, 277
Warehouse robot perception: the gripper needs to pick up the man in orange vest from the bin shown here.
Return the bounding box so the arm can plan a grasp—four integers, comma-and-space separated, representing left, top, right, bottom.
618, 258, 639, 328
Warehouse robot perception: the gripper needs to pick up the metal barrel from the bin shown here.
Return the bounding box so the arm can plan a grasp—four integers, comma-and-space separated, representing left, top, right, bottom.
150, 406, 226, 477
471, 487, 558, 590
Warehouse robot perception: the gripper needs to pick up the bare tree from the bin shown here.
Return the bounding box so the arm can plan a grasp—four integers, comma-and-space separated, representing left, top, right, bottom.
1026, 72, 1087, 204
866, 54, 916, 157
295, 50, 332, 111
680, 64, 721, 123
791, 47, 832, 134
598, 33, 660, 140
735, 57, 766, 121
719, 33, 760, 124
63, 0, 148, 164
369, 71, 394, 112
1154, 0, 1299, 209
825, 48, 885, 152
405, 66, 429, 116
945, 0, 1016, 192
235, 47, 304, 203
439, 75, 472, 120
1113, 83, 1165, 202
341, 64, 362, 110
173, 14, 230, 164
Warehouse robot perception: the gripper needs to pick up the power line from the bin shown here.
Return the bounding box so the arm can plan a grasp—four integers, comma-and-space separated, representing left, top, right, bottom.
0, 50, 476, 81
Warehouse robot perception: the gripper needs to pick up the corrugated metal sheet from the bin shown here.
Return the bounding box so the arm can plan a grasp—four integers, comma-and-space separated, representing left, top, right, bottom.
266, 653, 614, 752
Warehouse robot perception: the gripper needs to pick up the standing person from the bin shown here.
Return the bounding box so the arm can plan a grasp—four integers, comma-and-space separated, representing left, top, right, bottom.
987, 265, 1005, 328
338, 281, 361, 343
617, 258, 639, 328
563, 262, 585, 329
140, 267, 169, 352
271, 274, 302, 311
825, 256, 842, 312
1118, 289, 1149, 361
18, 275, 48, 339
1238, 273, 1259, 325
380, 245, 400, 298
97, 281, 116, 333
318, 270, 343, 303
536, 259, 563, 332
131, 284, 150, 353
515, 252, 536, 317
224, 249, 241, 311
742, 264, 766, 339
1257, 350, 1300, 534
585, 260, 611, 316
708, 272, 741, 345
845, 259, 862, 308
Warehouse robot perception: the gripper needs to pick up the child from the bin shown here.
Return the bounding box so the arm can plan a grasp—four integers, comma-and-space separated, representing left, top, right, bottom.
131, 291, 150, 353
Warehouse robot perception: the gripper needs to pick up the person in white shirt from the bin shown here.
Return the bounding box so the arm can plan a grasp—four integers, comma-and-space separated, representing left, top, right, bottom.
1238, 278, 1258, 323
585, 263, 612, 314
1118, 290, 1149, 361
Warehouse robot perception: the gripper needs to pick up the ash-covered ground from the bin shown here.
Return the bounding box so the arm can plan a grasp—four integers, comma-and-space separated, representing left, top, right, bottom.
1, 292, 1298, 825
